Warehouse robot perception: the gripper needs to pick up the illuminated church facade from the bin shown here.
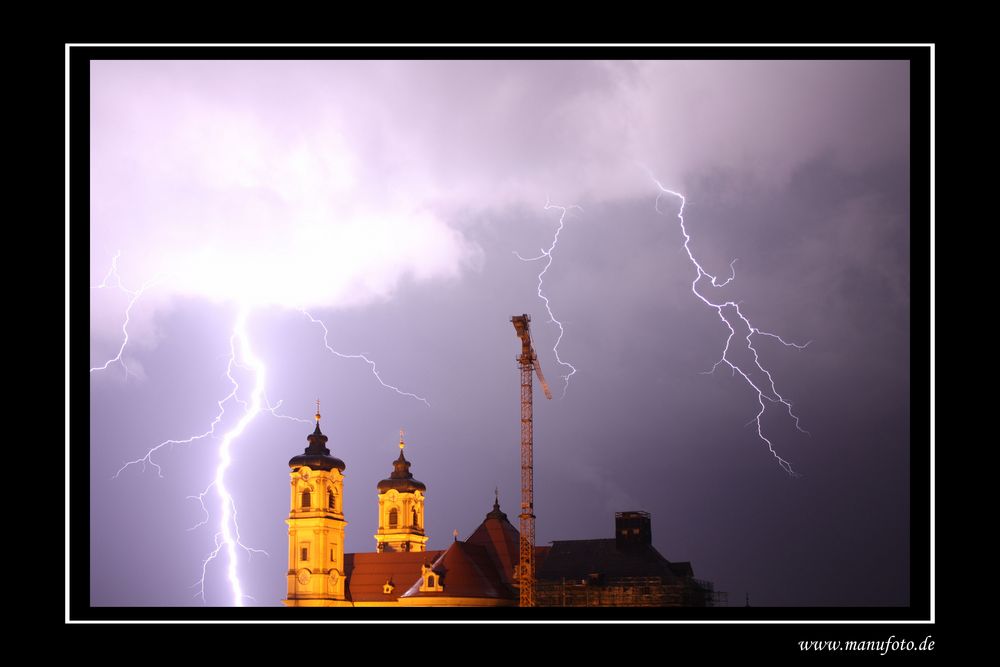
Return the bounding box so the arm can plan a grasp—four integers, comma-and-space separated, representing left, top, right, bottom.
283, 410, 721, 607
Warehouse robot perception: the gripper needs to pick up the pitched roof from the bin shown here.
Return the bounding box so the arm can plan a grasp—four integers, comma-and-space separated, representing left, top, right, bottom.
344, 499, 554, 604
343, 550, 443, 602
536, 539, 692, 581
465, 502, 521, 586
399, 540, 511, 599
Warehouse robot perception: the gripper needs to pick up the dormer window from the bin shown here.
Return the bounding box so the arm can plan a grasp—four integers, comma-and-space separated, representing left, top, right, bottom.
419, 564, 443, 592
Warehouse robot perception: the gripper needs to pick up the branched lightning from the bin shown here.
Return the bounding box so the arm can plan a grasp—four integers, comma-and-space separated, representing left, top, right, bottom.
514, 199, 581, 397
102, 254, 430, 604
90, 251, 158, 377
301, 309, 431, 407
110, 308, 288, 605
261, 397, 314, 425
649, 175, 810, 476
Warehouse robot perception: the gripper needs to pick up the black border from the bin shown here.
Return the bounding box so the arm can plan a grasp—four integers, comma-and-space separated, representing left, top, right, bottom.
70, 44, 932, 628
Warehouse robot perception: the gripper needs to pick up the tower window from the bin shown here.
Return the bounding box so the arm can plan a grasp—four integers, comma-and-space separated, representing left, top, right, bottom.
302, 490, 311, 508
412, 507, 418, 527
328, 490, 335, 509
301, 546, 309, 561
389, 508, 399, 529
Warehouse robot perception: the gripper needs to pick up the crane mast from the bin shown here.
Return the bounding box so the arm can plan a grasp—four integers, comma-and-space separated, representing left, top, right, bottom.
511, 313, 551, 607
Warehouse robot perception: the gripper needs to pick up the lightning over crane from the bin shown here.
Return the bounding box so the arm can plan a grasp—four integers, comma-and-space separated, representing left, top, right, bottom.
514, 200, 581, 397
511, 178, 808, 475
511, 313, 552, 608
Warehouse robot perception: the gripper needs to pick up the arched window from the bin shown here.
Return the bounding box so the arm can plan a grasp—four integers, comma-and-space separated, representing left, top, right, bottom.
389, 508, 398, 529
419, 567, 443, 592
328, 490, 335, 510
412, 507, 419, 527
302, 490, 311, 508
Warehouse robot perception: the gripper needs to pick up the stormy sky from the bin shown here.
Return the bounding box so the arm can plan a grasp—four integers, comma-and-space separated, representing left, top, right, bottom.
89, 59, 912, 607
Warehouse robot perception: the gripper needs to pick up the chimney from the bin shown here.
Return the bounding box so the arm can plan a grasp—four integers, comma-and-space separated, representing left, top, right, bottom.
615, 511, 652, 550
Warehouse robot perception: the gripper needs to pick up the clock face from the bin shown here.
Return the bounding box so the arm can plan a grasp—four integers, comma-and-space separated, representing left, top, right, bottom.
329, 570, 339, 586
297, 569, 311, 586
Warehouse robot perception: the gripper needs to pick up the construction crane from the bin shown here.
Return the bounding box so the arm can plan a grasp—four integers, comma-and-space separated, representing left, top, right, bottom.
511, 314, 552, 608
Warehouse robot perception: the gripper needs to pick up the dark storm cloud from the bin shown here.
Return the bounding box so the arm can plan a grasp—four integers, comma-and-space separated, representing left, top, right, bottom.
90, 59, 911, 607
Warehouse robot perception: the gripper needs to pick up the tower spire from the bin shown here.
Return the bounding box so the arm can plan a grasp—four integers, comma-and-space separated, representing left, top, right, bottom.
375, 431, 428, 553
284, 397, 348, 607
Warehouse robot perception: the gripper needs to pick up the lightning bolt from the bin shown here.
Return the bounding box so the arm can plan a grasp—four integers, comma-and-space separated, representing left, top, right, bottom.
89, 251, 157, 377
301, 309, 431, 407
649, 176, 809, 476
101, 254, 430, 605
195, 308, 267, 606
111, 308, 271, 606
108, 317, 304, 480
514, 199, 581, 397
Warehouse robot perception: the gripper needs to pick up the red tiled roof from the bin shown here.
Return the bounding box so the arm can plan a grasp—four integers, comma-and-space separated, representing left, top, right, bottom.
400, 540, 512, 599
466, 511, 521, 585
344, 502, 557, 603
343, 550, 442, 602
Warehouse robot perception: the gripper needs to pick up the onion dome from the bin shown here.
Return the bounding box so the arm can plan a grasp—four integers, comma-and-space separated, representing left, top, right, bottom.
288, 404, 346, 472
376, 430, 426, 493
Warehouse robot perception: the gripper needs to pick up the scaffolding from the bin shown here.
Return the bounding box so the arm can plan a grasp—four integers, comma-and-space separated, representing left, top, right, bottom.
536, 575, 728, 608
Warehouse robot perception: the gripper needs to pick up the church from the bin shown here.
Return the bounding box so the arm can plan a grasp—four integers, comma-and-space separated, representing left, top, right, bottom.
283, 409, 722, 607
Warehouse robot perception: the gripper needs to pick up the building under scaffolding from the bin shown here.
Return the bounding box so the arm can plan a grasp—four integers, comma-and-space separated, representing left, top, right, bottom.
535, 512, 727, 608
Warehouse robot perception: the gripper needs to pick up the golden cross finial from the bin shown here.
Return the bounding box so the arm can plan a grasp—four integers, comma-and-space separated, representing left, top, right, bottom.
399, 428, 405, 449
315, 398, 321, 422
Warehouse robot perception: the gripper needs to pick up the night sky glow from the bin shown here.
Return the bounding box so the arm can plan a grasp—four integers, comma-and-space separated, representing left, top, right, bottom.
89, 58, 913, 608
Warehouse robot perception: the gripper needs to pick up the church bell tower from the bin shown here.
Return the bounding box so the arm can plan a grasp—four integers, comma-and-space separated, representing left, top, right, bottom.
283, 402, 350, 607
374, 430, 428, 553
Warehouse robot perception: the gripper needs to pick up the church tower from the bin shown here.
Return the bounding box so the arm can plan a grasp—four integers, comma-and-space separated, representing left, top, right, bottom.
374, 430, 428, 553
283, 403, 350, 607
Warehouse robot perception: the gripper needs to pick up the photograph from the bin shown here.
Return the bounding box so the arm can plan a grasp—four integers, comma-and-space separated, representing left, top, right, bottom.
73, 46, 931, 647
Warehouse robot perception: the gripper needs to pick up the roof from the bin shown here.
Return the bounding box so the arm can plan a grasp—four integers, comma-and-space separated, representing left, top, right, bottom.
399, 540, 510, 599
376, 449, 426, 493
342, 501, 698, 605
536, 539, 693, 582
465, 498, 521, 586
343, 550, 443, 602
344, 499, 534, 603
288, 423, 345, 472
